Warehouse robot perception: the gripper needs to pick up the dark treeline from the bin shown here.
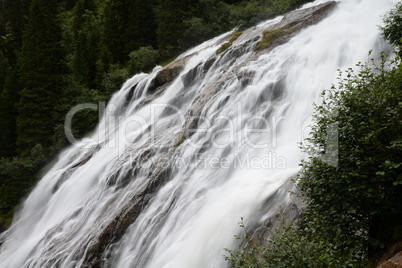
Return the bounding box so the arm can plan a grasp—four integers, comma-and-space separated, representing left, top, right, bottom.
0, 0, 312, 228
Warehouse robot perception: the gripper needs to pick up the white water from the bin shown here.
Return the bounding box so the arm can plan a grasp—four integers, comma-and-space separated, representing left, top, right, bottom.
0, 0, 396, 267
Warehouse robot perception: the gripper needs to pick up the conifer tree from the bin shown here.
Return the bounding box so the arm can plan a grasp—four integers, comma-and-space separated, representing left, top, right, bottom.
0, 52, 17, 157
0, 0, 32, 61
70, 0, 101, 87
104, 0, 157, 64
156, 0, 195, 56
72, 0, 96, 37
17, 0, 66, 156
0, 68, 20, 158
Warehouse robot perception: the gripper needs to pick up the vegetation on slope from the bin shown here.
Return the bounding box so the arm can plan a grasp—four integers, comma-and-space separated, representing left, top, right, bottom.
225, 2, 402, 267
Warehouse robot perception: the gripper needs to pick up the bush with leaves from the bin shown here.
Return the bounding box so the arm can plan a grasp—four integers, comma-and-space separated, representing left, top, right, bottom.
297, 55, 402, 257
0, 144, 46, 215
127, 46, 160, 75
225, 56, 401, 267
101, 64, 130, 96
381, 1, 402, 52
224, 216, 365, 268
226, 5, 402, 267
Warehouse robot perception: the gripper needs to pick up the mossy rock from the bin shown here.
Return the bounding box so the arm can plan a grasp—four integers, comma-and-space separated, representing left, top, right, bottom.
229, 31, 242, 43
216, 42, 231, 55
174, 131, 185, 147
255, 27, 293, 51
216, 31, 243, 55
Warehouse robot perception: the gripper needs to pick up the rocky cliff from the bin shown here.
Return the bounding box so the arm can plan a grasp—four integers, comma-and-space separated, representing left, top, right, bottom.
80, 2, 337, 267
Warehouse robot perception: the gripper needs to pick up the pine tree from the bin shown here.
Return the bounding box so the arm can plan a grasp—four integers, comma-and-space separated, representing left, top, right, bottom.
104, 0, 157, 64
0, 0, 31, 158
72, 0, 96, 37
103, 0, 128, 64
0, 67, 20, 158
0, 51, 17, 157
70, 0, 101, 87
124, 0, 157, 54
156, 0, 195, 56
17, 0, 66, 156
0, 0, 32, 63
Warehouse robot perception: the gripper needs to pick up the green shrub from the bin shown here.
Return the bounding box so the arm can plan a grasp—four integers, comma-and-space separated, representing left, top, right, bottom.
101, 64, 130, 96
127, 46, 159, 75
182, 17, 216, 49
0, 145, 46, 215
297, 55, 402, 256
225, 4, 402, 265
381, 1, 402, 52
225, 216, 365, 268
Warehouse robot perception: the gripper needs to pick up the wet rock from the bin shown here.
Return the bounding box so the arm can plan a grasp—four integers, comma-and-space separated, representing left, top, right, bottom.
155, 55, 192, 87
83, 195, 145, 268
255, 1, 337, 53
126, 83, 138, 104
71, 154, 93, 169
216, 31, 242, 55
78, 3, 338, 266
182, 62, 203, 87
138, 82, 171, 108
82, 154, 173, 268
144, 54, 195, 96
275, 1, 337, 30
125, 74, 150, 105
179, 73, 235, 142
238, 70, 256, 88
203, 57, 216, 72
247, 178, 306, 247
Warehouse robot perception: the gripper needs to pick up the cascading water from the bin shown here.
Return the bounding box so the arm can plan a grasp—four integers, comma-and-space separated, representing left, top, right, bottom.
0, 0, 397, 267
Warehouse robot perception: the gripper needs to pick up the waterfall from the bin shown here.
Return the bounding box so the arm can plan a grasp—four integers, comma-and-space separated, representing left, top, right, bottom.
0, 0, 396, 267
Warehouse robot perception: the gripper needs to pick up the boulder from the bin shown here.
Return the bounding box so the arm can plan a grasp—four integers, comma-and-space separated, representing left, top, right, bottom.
155, 55, 192, 87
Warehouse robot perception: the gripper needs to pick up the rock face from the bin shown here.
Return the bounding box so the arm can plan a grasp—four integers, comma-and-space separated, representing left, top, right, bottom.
139, 1, 337, 100
275, 1, 337, 29
254, 1, 337, 53
174, 1, 337, 144
247, 178, 306, 248
378, 242, 402, 268
378, 252, 402, 268
83, 151, 173, 268
179, 72, 235, 142
79, 3, 337, 266
156, 57, 190, 86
